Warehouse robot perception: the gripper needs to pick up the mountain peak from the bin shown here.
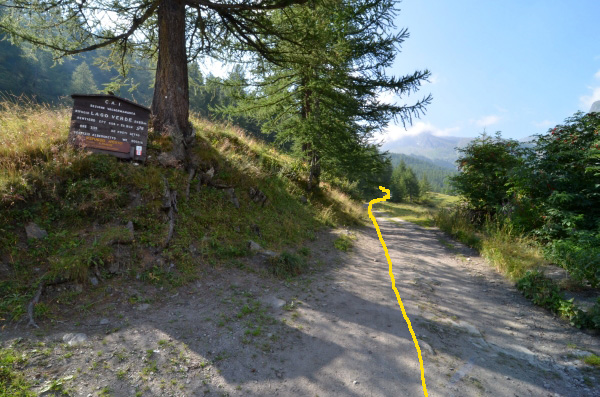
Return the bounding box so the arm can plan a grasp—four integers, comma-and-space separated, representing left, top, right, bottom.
383, 131, 474, 164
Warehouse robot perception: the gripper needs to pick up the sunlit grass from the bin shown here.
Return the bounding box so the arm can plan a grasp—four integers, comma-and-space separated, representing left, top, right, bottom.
373, 193, 458, 228
0, 102, 366, 323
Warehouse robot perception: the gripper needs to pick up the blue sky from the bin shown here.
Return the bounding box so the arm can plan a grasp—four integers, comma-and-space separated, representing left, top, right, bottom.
381, 0, 600, 143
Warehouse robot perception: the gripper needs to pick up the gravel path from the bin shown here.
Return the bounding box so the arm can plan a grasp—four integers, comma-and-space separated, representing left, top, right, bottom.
2, 210, 599, 396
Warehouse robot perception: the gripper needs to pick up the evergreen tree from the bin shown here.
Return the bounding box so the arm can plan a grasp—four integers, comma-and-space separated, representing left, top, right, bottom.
419, 175, 432, 198
402, 167, 420, 201
390, 161, 408, 202
0, 0, 308, 162
70, 62, 98, 94
230, 0, 430, 190
389, 160, 420, 202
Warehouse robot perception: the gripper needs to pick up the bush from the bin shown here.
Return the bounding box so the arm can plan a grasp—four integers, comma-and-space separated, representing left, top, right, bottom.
544, 233, 600, 287
450, 132, 528, 214
268, 251, 307, 278
516, 271, 595, 329
334, 234, 355, 251
433, 207, 481, 250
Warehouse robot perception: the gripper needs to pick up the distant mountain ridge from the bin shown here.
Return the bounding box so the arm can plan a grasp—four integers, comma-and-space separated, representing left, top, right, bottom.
383, 131, 473, 165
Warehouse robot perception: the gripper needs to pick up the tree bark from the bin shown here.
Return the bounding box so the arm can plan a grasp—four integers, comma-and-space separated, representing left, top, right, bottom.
152, 0, 192, 162
307, 150, 321, 191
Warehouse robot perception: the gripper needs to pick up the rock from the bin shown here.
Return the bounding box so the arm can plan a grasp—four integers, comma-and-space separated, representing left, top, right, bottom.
261, 296, 286, 309
63, 333, 88, 346
448, 319, 481, 337
198, 167, 215, 186
126, 220, 134, 235
248, 240, 262, 251
353, 380, 359, 385
234, 226, 240, 233
99, 318, 109, 325
158, 152, 181, 168
249, 187, 268, 206
89, 277, 99, 286
260, 250, 278, 258
226, 188, 240, 208
108, 262, 120, 274
419, 340, 435, 355
128, 192, 142, 208
300, 195, 308, 204
570, 349, 593, 358
137, 303, 150, 311
25, 222, 47, 239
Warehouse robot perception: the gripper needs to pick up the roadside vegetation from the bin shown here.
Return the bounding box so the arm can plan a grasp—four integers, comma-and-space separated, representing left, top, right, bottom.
374, 113, 600, 330
431, 113, 600, 330
376, 192, 458, 228
0, 347, 33, 396
0, 99, 364, 327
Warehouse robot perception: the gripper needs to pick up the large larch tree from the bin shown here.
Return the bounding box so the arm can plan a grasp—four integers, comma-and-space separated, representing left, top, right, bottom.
0, 0, 305, 162
228, 0, 431, 190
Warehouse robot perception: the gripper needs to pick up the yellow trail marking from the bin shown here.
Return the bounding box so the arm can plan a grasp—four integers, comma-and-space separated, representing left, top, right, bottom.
368, 186, 429, 397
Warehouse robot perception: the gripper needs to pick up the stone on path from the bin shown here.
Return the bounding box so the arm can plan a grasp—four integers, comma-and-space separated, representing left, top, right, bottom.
25, 222, 47, 239
261, 296, 286, 309
248, 240, 261, 251
63, 333, 88, 346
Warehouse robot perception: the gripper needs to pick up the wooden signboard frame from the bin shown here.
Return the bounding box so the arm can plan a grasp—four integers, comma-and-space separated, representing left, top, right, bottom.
68, 94, 150, 161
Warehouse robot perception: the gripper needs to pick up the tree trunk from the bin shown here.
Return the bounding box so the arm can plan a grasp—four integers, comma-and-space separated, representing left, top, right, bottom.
307, 150, 321, 191
152, 0, 191, 162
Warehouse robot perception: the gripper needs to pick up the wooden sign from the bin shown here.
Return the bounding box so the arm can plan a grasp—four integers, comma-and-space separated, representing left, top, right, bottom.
68, 94, 150, 161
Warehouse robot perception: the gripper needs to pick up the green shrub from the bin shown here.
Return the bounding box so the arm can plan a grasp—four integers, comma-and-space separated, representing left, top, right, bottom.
268, 251, 307, 278
586, 298, 600, 329
516, 271, 595, 329
584, 354, 600, 368
517, 271, 562, 311
543, 233, 600, 287
334, 234, 355, 251
0, 348, 33, 396
450, 131, 528, 214
433, 207, 481, 250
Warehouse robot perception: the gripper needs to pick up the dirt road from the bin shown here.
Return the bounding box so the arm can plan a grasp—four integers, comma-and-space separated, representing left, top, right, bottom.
2, 210, 599, 396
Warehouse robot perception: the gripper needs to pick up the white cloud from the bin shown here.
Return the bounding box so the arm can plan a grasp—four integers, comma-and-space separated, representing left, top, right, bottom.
378, 91, 397, 105
475, 115, 500, 127
533, 120, 554, 129
579, 70, 600, 111
379, 121, 460, 143
580, 86, 600, 110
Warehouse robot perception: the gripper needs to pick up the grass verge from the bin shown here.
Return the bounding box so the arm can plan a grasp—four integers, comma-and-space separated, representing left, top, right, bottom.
0, 99, 365, 325
0, 347, 33, 396
434, 206, 600, 330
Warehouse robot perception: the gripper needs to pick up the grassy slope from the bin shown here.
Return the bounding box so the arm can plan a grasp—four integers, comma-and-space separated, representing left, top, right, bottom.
0, 100, 364, 326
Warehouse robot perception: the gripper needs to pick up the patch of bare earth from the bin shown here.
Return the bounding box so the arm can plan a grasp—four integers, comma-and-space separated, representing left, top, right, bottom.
2, 214, 599, 396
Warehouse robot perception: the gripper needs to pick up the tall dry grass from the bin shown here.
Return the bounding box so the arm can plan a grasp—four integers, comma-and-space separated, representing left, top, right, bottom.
0, 95, 71, 198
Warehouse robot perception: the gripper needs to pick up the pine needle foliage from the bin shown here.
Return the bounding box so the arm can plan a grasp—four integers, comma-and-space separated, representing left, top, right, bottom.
225, 0, 431, 190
